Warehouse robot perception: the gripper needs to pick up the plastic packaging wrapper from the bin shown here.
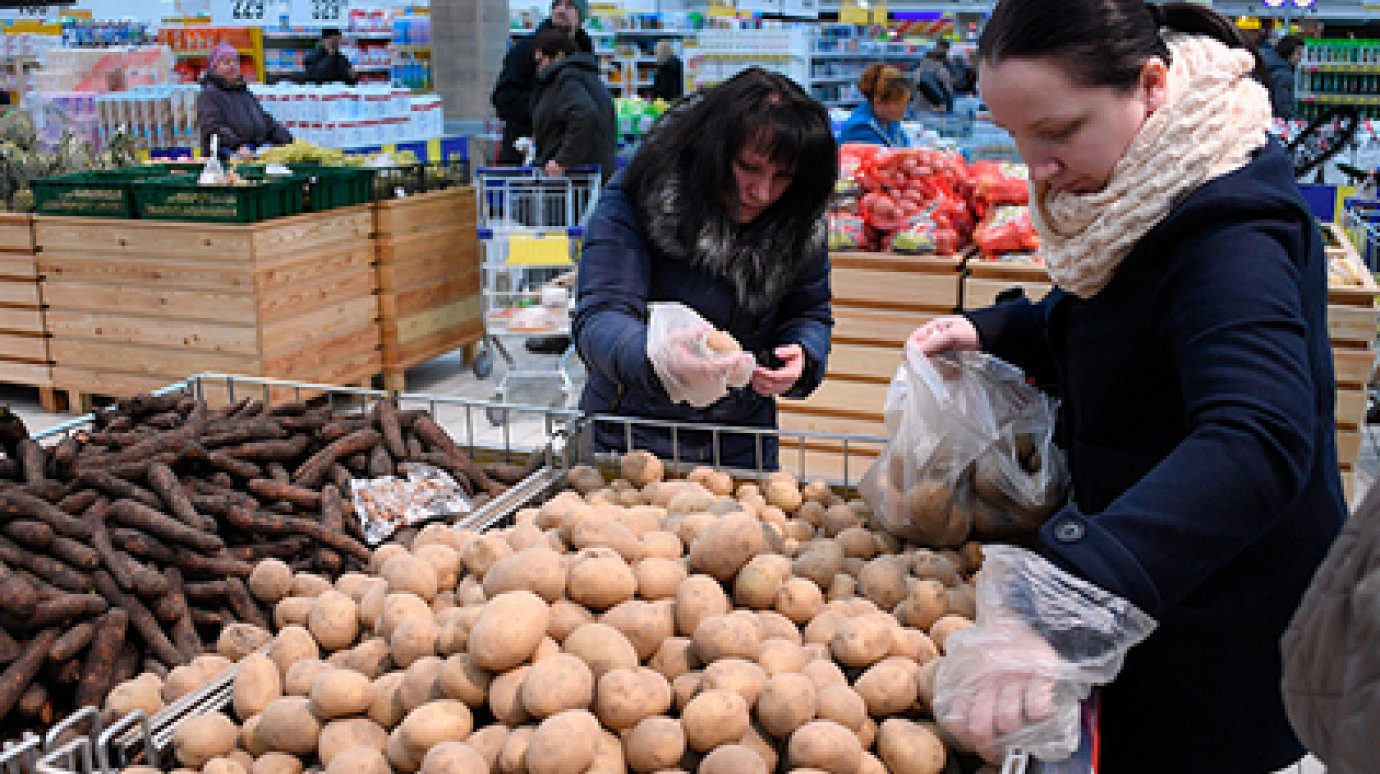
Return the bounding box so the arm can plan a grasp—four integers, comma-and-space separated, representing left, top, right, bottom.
969, 160, 1031, 218
350, 463, 474, 546
859, 346, 1067, 546
647, 302, 755, 408
934, 545, 1157, 761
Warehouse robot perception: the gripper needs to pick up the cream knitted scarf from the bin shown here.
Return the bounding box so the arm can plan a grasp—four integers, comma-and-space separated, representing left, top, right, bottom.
1032, 34, 1273, 299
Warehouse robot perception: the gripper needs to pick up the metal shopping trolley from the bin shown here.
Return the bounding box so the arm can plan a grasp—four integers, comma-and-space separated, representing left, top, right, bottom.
473, 166, 602, 422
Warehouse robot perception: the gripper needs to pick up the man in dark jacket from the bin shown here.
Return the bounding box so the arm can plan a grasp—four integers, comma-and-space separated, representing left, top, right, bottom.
531, 28, 616, 183
1259, 35, 1303, 120
490, 0, 593, 164
303, 28, 357, 85
197, 43, 292, 158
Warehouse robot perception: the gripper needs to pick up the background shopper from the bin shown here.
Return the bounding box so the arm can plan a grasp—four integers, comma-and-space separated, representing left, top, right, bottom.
197, 43, 292, 159
491, 0, 593, 164
838, 63, 912, 147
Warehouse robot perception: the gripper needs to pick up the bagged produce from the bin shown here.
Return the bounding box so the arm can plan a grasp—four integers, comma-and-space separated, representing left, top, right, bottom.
860, 346, 1067, 546
350, 463, 474, 546
968, 161, 1030, 218
828, 211, 867, 252
974, 205, 1042, 258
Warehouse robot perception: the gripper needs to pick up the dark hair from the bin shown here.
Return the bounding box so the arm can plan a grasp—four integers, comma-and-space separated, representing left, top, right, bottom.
533, 28, 577, 59
978, 1, 1252, 91
1276, 35, 1304, 61
624, 68, 836, 250
859, 63, 911, 103
321, 27, 342, 39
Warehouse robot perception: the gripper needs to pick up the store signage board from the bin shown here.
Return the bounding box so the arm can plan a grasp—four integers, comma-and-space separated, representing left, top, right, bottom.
288, 0, 346, 27
0, 6, 59, 19
211, 0, 270, 26
736, 0, 779, 12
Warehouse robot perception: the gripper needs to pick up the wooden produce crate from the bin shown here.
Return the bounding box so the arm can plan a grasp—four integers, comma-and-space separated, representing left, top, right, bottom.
374, 187, 483, 392
1327, 240, 1378, 494
0, 213, 62, 410
35, 206, 383, 411
777, 251, 963, 482
960, 257, 1051, 311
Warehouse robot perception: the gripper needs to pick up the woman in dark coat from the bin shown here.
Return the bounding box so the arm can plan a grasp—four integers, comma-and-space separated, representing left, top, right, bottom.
573, 68, 837, 470
915, 1, 1345, 772
197, 43, 291, 159
531, 28, 617, 183
649, 40, 683, 102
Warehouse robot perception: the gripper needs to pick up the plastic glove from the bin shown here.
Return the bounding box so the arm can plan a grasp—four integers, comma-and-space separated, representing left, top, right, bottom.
934, 545, 1156, 762
647, 302, 755, 408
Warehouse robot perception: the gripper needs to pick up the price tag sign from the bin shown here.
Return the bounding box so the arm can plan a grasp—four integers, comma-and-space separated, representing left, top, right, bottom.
0, 5, 58, 20
288, 0, 346, 28
211, 0, 269, 26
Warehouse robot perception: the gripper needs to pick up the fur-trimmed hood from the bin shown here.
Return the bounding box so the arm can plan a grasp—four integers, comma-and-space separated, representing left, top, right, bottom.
635, 168, 828, 317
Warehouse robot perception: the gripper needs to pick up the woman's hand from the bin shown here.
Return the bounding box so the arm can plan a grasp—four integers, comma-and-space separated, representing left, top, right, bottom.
909, 315, 980, 356
751, 344, 805, 397
544, 160, 566, 177
236, 146, 255, 161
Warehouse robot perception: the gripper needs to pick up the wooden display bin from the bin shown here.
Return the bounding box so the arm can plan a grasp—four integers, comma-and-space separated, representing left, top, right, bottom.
0, 213, 62, 411
374, 188, 483, 392
35, 207, 382, 410
777, 251, 963, 483
960, 257, 1051, 311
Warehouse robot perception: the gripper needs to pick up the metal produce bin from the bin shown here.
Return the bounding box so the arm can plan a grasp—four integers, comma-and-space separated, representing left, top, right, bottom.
14, 373, 1058, 774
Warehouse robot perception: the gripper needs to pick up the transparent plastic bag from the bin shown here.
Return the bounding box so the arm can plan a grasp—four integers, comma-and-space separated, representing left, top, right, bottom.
861, 346, 1067, 546
350, 462, 473, 545
935, 545, 1157, 762
647, 302, 755, 408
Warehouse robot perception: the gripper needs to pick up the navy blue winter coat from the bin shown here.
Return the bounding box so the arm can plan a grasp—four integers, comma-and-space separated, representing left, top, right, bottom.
573, 172, 833, 469
967, 140, 1345, 773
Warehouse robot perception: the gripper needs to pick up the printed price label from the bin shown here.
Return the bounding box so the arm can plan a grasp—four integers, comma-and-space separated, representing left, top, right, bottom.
288, 0, 345, 26
211, 0, 268, 26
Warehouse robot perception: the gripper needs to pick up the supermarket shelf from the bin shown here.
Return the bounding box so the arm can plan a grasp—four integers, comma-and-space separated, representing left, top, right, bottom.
174, 47, 255, 58
1299, 93, 1380, 106
687, 50, 803, 58
393, 44, 430, 53
810, 75, 858, 84
1303, 63, 1380, 74
356, 64, 390, 72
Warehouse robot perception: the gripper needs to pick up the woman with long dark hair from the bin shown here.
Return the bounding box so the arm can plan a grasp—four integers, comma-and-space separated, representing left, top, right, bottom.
913, 2, 1344, 771
572, 68, 837, 468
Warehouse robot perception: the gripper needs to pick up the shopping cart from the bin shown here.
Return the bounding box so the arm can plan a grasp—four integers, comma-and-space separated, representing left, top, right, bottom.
1343, 197, 1380, 272
473, 166, 602, 423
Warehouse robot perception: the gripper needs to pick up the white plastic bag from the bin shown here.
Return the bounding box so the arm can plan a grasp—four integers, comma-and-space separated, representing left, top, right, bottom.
199, 135, 226, 185
859, 345, 1067, 547
647, 302, 755, 408
934, 545, 1156, 762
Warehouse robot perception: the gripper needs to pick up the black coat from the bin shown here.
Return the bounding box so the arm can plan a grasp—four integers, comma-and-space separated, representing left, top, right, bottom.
490, 19, 594, 164
967, 140, 1345, 773
1258, 42, 1298, 120
197, 73, 292, 156
303, 46, 357, 85
649, 56, 683, 101
532, 53, 616, 182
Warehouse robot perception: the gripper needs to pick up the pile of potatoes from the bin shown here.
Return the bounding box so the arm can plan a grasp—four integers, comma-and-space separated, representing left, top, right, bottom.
107, 450, 1001, 774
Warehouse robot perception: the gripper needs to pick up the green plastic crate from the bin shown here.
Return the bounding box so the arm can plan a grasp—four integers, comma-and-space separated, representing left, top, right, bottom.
32, 172, 138, 218
131, 177, 303, 223
238, 165, 376, 211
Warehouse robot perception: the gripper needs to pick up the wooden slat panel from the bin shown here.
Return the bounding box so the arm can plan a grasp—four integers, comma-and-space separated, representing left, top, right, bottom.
778, 379, 890, 422
0, 281, 40, 307
0, 333, 48, 362
778, 409, 888, 439
1337, 388, 1367, 430
379, 275, 481, 320
1334, 348, 1374, 388
45, 309, 258, 356
255, 267, 377, 326
388, 297, 483, 347
261, 324, 381, 382
0, 359, 50, 386
385, 318, 485, 370
832, 266, 960, 312
0, 306, 45, 334
833, 307, 934, 347
0, 255, 38, 279
1337, 429, 1362, 469
375, 243, 478, 294
260, 297, 381, 359
43, 281, 258, 324
250, 206, 373, 261
962, 277, 1053, 311
0, 214, 34, 253
36, 217, 256, 262
374, 188, 476, 238
829, 251, 961, 274
1329, 305, 1378, 346
253, 245, 376, 295
39, 255, 254, 293
826, 343, 902, 384
49, 338, 259, 378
